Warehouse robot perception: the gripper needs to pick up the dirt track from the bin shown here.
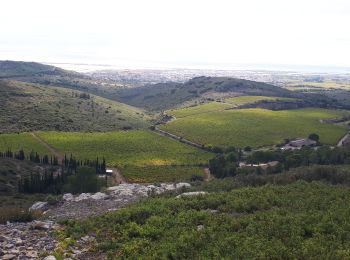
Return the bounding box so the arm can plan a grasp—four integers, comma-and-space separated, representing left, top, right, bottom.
337, 131, 350, 147
204, 167, 213, 181
154, 126, 205, 150
31, 132, 64, 163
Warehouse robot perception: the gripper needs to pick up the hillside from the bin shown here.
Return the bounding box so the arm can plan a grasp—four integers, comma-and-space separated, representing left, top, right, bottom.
0, 60, 66, 78
0, 158, 59, 194
114, 76, 297, 111
0, 60, 124, 98
0, 80, 150, 133
59, 167, 350, 259
1, 61, 341, 112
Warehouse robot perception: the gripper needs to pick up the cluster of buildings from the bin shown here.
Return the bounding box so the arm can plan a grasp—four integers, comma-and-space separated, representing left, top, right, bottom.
281, 138, 317, 150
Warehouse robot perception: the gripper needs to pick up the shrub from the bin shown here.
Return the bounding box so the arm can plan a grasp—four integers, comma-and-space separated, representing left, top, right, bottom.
0, 207, 41, 224
244, 146, 252, 152
190, 174, 204, 182
46, 194, 60, 206
63, 167, 105, 194
309, 133, 320, 142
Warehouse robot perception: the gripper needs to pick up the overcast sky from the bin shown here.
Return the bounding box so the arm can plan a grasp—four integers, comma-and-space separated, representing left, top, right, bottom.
0, 0, 349, 70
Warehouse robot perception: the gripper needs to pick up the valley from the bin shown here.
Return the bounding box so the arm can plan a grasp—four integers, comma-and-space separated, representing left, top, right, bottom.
1, 61, 350, 259
2, 0, 350, 258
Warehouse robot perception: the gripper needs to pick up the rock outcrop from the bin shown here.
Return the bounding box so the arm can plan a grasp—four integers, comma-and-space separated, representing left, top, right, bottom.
3, 182, 192, 258
43, 182, 191, 221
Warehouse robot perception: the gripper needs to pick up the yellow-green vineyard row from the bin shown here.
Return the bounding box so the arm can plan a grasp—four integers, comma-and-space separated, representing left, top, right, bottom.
162, 107, 349, 148
0, 131, 212, 182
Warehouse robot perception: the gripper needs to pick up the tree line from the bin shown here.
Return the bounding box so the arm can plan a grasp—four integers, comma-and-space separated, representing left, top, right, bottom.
209, 145, 350, 178
0, 148, 107, 194
0, 149, 59, 165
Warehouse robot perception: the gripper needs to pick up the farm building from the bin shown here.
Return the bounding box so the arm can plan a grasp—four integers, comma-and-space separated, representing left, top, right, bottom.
289, 138, 317, 147
106, 169, 113, 175
239, 161, 279, 170
282, 138, 317, 150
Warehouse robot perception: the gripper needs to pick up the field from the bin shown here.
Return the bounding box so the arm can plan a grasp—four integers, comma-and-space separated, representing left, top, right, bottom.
161, 108, 349, 148
37, 130, 212, 182
169, 96, 296, 118
0, 130, 212, 183
0, 132, 50, 156
121, 165, 205, 183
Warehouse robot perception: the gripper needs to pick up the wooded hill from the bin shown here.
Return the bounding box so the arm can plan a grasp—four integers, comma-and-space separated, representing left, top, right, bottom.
0, 60, 123, 98
113, 76, 330, 111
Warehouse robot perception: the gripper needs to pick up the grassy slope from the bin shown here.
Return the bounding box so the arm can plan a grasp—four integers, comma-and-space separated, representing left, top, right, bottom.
60, 180, 350, 259
162, 108, 349, 148
37, 130, 212, 182
0, 80, 150, 133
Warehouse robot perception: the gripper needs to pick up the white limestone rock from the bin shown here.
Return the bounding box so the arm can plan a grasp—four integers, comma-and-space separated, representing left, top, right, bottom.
91, 192, 108, 200
29, 201, 48, 211
176, 191, 208, 198
44, 256, 57, 260
74, 193, 92, 202
62, 193, 74, 201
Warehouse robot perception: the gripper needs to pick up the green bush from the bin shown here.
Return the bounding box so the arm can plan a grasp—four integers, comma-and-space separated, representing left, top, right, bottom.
63, 167, 105, 194
46, 194, 60, 206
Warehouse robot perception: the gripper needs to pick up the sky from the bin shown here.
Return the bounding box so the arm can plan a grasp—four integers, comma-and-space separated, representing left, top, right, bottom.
0, 0, 349, 71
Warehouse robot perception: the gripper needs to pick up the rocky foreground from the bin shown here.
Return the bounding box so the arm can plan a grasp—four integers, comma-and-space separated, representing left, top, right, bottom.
0, 183, 193, 259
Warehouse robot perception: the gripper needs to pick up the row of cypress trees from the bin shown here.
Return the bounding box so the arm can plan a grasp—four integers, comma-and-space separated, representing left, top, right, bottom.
0, 148, 107, 194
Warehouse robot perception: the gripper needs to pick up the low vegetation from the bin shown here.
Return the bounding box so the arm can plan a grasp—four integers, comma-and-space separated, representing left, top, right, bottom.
59, 177, 350, 259
162, 108, 349, 148
0, 207, 41, 224
121, 165, 205, 183
115, 77, 295, 111
0, 80, 150, 133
